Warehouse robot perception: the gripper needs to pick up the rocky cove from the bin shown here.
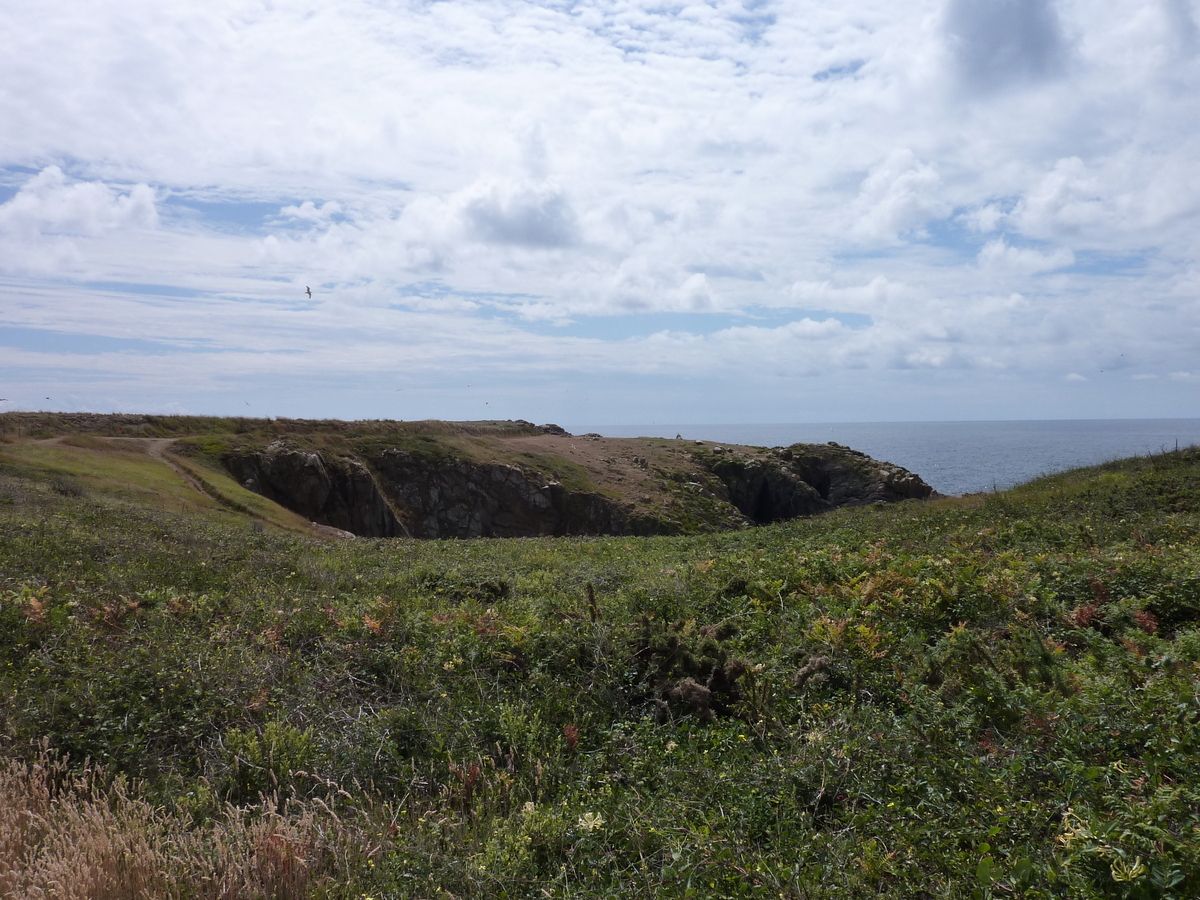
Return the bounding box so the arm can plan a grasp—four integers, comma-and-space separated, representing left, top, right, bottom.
215, 423, 936, 538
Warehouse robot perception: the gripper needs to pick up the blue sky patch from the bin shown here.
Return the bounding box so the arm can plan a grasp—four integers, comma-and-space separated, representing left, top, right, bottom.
80, 280, 209, 299
0, 326, 215, 356
162, 197, 299, 234
814, 60, 864, 81
1060, 251, 1149, 277
921, 215, 987, 257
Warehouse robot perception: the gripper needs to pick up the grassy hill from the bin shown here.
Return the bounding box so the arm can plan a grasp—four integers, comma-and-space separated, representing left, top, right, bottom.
2, 424, 1200, 898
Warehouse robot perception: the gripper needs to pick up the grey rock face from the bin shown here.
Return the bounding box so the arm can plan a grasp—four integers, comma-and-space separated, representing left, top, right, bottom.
223, 441, 405, 537
776, 444, 936, 507
221, 437, 935, 538
710, 457, 829, 523
371, 450, 636, 538
712, 443, 935, 523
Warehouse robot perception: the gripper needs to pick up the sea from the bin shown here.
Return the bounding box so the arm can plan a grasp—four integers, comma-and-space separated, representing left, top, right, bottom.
598, 419, 1200, 497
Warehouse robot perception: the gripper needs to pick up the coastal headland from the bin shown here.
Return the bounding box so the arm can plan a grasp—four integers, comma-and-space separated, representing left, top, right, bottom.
0, 412, 935, 538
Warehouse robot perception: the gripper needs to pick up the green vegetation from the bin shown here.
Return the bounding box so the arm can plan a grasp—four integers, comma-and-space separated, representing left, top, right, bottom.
0, 412, 545, 441
166, 419, 607, 500
4, 433, 1200, 898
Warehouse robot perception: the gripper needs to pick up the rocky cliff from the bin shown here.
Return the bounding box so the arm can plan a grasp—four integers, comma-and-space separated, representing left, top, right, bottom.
216, 430, 936, 539
224, 442, 406, 537
369, 449, 649, 538
711, 442, 935, 523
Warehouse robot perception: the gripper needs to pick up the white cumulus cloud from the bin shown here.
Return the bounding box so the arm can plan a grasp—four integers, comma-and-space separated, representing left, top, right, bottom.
0, 166, 156, 237
849, 150, 949, 244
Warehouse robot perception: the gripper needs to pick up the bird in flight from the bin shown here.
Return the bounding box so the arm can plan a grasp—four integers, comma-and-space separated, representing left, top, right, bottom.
305, 286, 312, 298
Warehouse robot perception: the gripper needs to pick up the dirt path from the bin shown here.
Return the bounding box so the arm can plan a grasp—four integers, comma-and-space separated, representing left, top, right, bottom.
31, 434, 208, 495
129, 438, 212, 497
136, 438, 354, 538
22, 432, 351, 539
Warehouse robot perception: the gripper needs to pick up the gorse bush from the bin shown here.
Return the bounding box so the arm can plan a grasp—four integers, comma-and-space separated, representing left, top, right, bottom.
3, 445, 1200, 897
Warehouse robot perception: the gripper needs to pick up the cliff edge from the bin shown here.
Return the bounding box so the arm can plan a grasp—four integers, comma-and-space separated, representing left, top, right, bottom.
208, 423, 936, 538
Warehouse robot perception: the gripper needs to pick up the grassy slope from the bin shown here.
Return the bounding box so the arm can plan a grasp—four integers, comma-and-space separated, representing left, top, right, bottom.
0, 436, 314, 534
3, 438, 1200, 897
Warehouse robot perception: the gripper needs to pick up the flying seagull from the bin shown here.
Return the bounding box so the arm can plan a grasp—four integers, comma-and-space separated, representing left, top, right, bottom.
306, 286, 312, 298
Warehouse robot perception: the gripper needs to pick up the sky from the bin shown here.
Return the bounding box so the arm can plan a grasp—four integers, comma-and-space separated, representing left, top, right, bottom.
2, 0, 1199, 429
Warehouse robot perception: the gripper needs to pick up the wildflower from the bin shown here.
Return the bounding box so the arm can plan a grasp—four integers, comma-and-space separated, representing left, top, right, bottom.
1110, 856, 1146, 882
577, 812, 605, 832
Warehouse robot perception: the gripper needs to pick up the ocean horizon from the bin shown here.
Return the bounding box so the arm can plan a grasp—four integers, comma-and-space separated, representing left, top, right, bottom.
595, 418, 1200, 497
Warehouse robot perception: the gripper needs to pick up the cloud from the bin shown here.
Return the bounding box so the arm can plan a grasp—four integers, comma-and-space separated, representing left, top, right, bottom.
457, 179, 580, 248
0, 166, 158, 275
1009, 157, 1107, 237
668, 273, 716, 311
790, 276, 913, 315
850, 150, 948, 243
1161, 0, 1199, 57
961, 203, 1008, 233
977, 238, 1074, 273
279, 200, 344, 225
1, 0, 1200, 420
943, 0, 1069, 92
0, 166, 157, 238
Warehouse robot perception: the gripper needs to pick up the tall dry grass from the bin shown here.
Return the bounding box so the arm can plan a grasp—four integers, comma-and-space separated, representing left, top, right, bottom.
0, 753, 357, 900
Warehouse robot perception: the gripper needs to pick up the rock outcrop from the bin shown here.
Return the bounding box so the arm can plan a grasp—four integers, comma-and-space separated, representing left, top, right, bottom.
709, 442, 935, 524
370, 450, 644, 538
218, 435, 935, 539
224, 441, 406, 537
776, 442, 935, 505
709, 457, 828, 523
221, 439, 653, 539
